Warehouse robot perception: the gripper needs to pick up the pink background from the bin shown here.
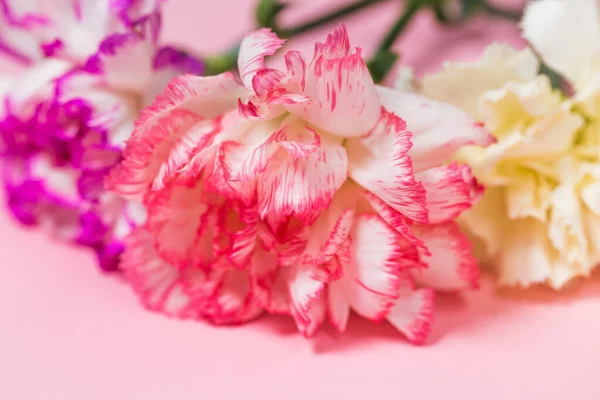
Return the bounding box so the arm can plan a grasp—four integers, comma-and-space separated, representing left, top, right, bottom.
3, 1, 600, 399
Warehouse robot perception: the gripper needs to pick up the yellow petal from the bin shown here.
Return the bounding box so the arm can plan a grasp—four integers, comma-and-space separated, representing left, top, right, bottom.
420, 44, 539, 118
504, 171, 553, 221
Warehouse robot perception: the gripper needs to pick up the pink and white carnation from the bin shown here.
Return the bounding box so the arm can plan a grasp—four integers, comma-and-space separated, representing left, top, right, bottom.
111, 26, 491, 342
0, 0, 203, 271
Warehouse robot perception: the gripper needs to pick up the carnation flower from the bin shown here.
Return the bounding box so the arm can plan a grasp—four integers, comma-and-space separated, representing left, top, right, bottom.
412, 0, 600, 288
111, 26, 490, 343
0, 0, 203, 271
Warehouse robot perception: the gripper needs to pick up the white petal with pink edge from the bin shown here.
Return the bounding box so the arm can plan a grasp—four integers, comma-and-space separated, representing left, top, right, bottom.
257, 131, 348, 222
286, 26, 380, 137
121, 228, 203, 318
410, 222, 480, 291
377, 87, 492, 172
137, 73, 243, 135
416, 162, 483, 224
146, 182, 211, 269
347, 107, 427, 223
346, 214, 419, 321
386, 283, 435, 345
238, 28, 285, 90
106, 109, 203, 200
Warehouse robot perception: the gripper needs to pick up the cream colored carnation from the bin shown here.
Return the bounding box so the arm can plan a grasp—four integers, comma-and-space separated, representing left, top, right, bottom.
413, 41, 600, 289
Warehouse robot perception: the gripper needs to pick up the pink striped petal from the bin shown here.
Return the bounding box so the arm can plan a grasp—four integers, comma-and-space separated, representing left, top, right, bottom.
286, 26, 380, 137
238, 28, 285, 90
252, 68, 286, 99
288, 264, 329, 337
106, 109, 202, 200
312, 25, 352, 60
386, 285, 435, 345
146, 182, 212, 269
152, 117, 222, 192
213, 120, 280, 183
377, 87, 493, 172
121, 228, 205, 319
416, 162, 483, 224
347, 214, 420, 321
197, 267, 264, 325
136, 73, 243, 137
299, 192, 355, 266
284, 50, 306, 92
362, 190, 429, 259
257, 138, 348, 222
411, 222, 480, 291
122, 228, 263, 324
347, 108, 427, 223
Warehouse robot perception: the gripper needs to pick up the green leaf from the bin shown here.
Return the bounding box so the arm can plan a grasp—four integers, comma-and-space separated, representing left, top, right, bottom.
367, 49, 399, 83
256, 0, 287, 29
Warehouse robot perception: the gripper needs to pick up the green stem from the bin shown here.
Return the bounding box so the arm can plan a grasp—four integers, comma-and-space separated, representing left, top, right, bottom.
368, 0, 424, 82
481, 1, 521, 21
280, 0, 391, 37
376, 0, 422, 53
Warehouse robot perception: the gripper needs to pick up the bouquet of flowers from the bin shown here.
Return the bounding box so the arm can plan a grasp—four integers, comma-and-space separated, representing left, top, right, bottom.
1, 0, 597, 345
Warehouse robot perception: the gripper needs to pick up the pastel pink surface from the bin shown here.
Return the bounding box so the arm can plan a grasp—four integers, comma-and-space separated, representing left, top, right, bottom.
2, 1, 600, 399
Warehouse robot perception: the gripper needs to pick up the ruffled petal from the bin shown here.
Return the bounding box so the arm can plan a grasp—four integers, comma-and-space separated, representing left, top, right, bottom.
419, 44, 539, 117
257, 133, 348, 222
152, 117, 222, 191
347, 214, 419, 321
522, 0, 600, 86
237, 28, 285, 90
377, 88, 493, 172
146, 181, 212, 268
386, 284, 435, 345
416, 162, 483, 224
106, 108, 203, 199
286, 26, 380, 137
411, 222, 480, 291
288, 263, 329, 337
121, 228, 204, 318
137, 73, 242, 130
347, 107, 427, 223
122, 228, 262, 323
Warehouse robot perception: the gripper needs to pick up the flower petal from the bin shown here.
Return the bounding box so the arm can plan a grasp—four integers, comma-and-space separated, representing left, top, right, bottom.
347, 214, 419, 321
106, 108, 202, 199
411, 222, 480, 291
121, 228, 203, 318
288, 263, 329, 337
522, 0, 600, 86
122, 228, 262, 323
137, 73, 243, 137
258, 136, 348, 222
419, 44, 539, 117
286, 26, 380, 137
377, 87, 493, 172
416, 162, 483, 224
347, 107, 427, 223
327, 277, 351, 332
146, 182, 211, 268
83, 29, 155, 93
386, 285, 435, 345
237, 28, 285, 90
